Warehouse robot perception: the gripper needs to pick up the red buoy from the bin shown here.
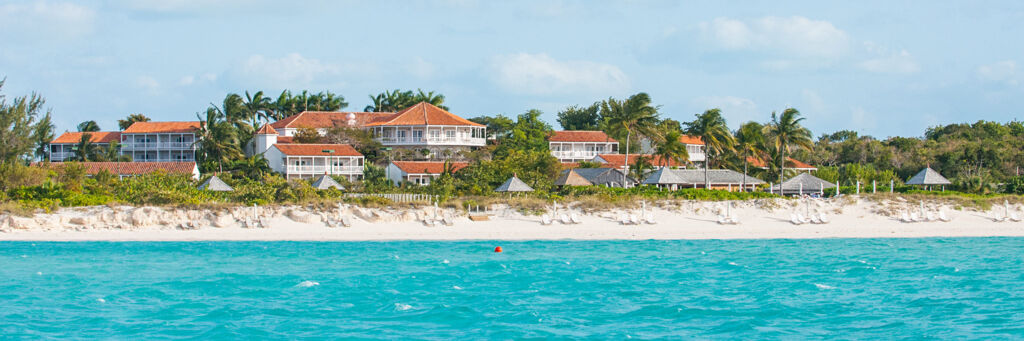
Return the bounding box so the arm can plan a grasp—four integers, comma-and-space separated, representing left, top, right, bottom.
494, 246, 503, 253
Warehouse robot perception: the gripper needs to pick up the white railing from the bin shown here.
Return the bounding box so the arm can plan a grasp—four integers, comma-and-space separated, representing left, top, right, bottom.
551, 150, 611, 160
377, 137, 485, 146
346, 193, 437, 203
130, 158, 196, 162
120, 142, 195, 150
688, 152, 706, 162
286, 165, 363, 174
49, 152, 75, 161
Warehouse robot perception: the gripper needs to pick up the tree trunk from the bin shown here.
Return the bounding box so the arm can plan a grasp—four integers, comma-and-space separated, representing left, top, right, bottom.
623, 130, 631, 188
743, 159, 748, 192
704, 150, 710, 189
780, 147, 786, 184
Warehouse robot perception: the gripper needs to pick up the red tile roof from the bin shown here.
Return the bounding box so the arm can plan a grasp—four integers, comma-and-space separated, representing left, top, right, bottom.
51, 131, 121, 144
391, 161, 469, 174
746, 156, 817, 170
560, 162, 580, 169
122, 121, 201, 134
270, 111, 394, 130
549, 130, 618, 143
679, 135, 704, 145
596, 154, 686, 168
364, 102, 485, 127
35, 162, 197, 176
272, 144, 362, 157
276, 136, 295, 144
256, 124, 278, 135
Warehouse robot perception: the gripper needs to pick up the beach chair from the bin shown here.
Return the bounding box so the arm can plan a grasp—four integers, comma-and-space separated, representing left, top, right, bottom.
258, 218, 269, 228
542, 214, 553, 225
796, 213, 809, 225
808, 214, 821, 224
819, 213, 830, 224
570, 213, 583, 224
1011, 212, 1022, 222
560, 214, 572, 225
443, 215, 455, 226
618, 214, 631, 225
340, 216, 352, 227
718, 215, 729, 225
925, 212, 936, 222
900, 212, 912, 223
643, 213, 656, 225
239, 220, 249, 228
789, 213, 801, 225
909, 212, 922, 222
629, 215, 641, 225
938, 211, 952, 222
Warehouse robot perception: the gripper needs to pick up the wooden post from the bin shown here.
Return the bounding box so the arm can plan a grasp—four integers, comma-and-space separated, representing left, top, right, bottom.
856, 181, 860, 194
890, 179, 894, 193
872, 180, 876, 194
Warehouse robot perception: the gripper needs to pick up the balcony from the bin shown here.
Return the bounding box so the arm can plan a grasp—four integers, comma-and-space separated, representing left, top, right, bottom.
376, 136, 485, 146
49, 152, 75, 161
551, 150, 612, 161
120, 142, 196, 151
688, 152, 706, 162
286, 165, 363, 175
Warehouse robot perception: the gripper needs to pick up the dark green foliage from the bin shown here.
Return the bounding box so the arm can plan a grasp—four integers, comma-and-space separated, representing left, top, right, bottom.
556, 103, 601, 130
365, 89, 445, 112
493, 109, 552, 158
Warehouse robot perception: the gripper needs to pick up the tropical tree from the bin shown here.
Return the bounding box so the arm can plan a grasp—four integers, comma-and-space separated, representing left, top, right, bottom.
33, 111, 54, 161
77, 120, 100, 132
653, 130, 690, 168
231, 154, 272, 179
243, 91, 274, 127
118, 114, 150, 130
556, 103, 601, 130
97, 141, 129, 162
734, 121, 766, 191
72, 133, 98, 161
195, 107, 243, 173
469, 114, 515, 141
274, 90, 348, 119
685, 108, 735, 188
0, 79, 55, 163
364, 89, 447, 112
494, 109, 553, 157
763, 108, 813, 183
601, 93, 660, 186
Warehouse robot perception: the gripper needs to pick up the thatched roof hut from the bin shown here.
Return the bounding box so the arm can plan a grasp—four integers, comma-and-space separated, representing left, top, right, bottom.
495, 176, 534, 192
770, 173, 834, 195
198, 175, 233, 192
906, 167, 951, 186
554, 169, 593, 186
311, 174, 344, 190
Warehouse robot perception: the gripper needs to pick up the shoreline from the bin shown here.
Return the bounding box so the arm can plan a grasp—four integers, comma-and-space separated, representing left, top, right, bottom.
3, 198, 1024, 241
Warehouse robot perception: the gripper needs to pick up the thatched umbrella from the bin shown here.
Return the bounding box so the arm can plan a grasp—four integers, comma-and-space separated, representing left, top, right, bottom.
906, 167, 951, 191
495, 175, 534, 193
555, 169, 593, 187
198, 175, 233, 191
311, 174, 344, 190
771, 173, 834, 196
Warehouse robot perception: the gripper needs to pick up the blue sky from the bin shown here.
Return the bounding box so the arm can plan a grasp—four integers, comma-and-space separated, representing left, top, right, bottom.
2, 1, 1022, 138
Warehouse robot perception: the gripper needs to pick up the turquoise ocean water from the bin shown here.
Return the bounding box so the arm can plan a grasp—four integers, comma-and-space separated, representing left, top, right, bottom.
2, 238, 1023, 339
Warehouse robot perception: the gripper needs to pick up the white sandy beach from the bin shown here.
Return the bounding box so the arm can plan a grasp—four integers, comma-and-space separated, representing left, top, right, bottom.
2, 197, 1024, 241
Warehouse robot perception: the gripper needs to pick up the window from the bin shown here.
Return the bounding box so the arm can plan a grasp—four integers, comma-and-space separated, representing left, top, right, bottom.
430, 130, 440, 138
446, 130, 455, 139
413, 130, 423, 140
397, 130, 406, 140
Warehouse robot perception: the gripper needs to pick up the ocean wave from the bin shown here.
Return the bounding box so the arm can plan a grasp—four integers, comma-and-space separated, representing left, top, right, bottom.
296, 280, 319, 288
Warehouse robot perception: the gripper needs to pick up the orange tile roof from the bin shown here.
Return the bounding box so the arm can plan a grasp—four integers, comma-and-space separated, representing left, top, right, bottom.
679, 135, 704, 145
122, 121, 201, 134
276, 136, 295, 144
256, 124, 278, 135
364, 102, 485, 127
51, 131, 121, 144
270, 111, 394, 130
272, 144, 362, 157
560, 162, 580, 169
746, 156, 817, 170
391, 161, 470, 174
35, 162, 197, 176
596, 154, 686, 168
549, 130, 618, 143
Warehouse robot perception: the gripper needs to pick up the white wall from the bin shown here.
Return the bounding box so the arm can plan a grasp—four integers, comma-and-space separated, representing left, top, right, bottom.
264, 146, 285, 174
386, 163, 406, 185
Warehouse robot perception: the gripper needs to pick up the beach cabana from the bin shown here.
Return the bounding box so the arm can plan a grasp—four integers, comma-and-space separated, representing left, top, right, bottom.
554, 169, 593, 187
495, 176, 534, 192
198, 175, 233, 192
642, 167, 686, 190
311, 174, 344, 190
569, 168, 637, 188
770, 173, 834, 196
905, 167, 951, 191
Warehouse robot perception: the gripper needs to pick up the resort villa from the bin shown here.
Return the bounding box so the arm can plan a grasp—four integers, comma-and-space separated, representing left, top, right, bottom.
548, 131, 618, 162
639, 134, 707, 167
747, 157, 818, 173
263, 143, 365, 181
119, 121, 200, 162
37, 161, 200, 180
386, 161, 469, 185
48, 131, 122, 162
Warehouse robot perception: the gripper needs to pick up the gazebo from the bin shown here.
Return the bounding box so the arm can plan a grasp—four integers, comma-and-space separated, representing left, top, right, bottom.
905, 167, 951, 191
495, 175, 534, 194
641, 167, 686, 190
554, 169, 593, 187
198, 175, 233, 192
770, 173, 835, 196
311, 174, 344, 190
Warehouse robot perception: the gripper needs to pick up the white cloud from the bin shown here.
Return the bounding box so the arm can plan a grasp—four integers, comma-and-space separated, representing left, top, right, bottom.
0, 1, 96, 38
135, 76, 160, 93
178, 73, 217, 86
406, 57, 437, 79
490, 53, 629, 95
856, 48, 921, 73
977, 60, 1018, 86
237, 53, 342, 87
698, 16, 849, 57
692, 96, 759, 123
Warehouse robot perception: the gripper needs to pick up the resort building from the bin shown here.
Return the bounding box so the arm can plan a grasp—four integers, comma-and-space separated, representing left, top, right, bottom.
36, 161, 200, 180
593, 154, 687, 169
770, 173, 835, 195
641, 168, 765, 191
263, 102, 486, 158
119, 121, 200, 162
554, 168, 636, 188
48, 131, 121, 162
746, 157, 818, 172
385, 161, 469, 186
548, 131, 618, 162
639, 135, 706, 167
263, 144, 365, 181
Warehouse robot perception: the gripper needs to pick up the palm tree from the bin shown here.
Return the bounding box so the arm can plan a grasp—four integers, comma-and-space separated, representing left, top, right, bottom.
196, 107, 243, 173
415, 89, 447, 110
601, 93, 660, 187
685, 109, 735, 189
243, 91, 273, 127
77, 120, 100, 132
72, 133, 97, 161
118, 114, 150, 130
763, 108, 813, 184
96, 141, 130, 162
653, 130, 690, 168
734, 121, 766, 192
231, 154, 271, 179
33, 112, 54, 161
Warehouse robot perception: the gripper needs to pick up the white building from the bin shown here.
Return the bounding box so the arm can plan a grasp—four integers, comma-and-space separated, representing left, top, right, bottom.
36, 161, 200, 180
548, 130, 618, 162
263, 102, 486, 158
263, 143, 364, 180
385, 161, 468, 185
639, 134, 706, 167
48, 131, 121, 162
119, 121, 200, 162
